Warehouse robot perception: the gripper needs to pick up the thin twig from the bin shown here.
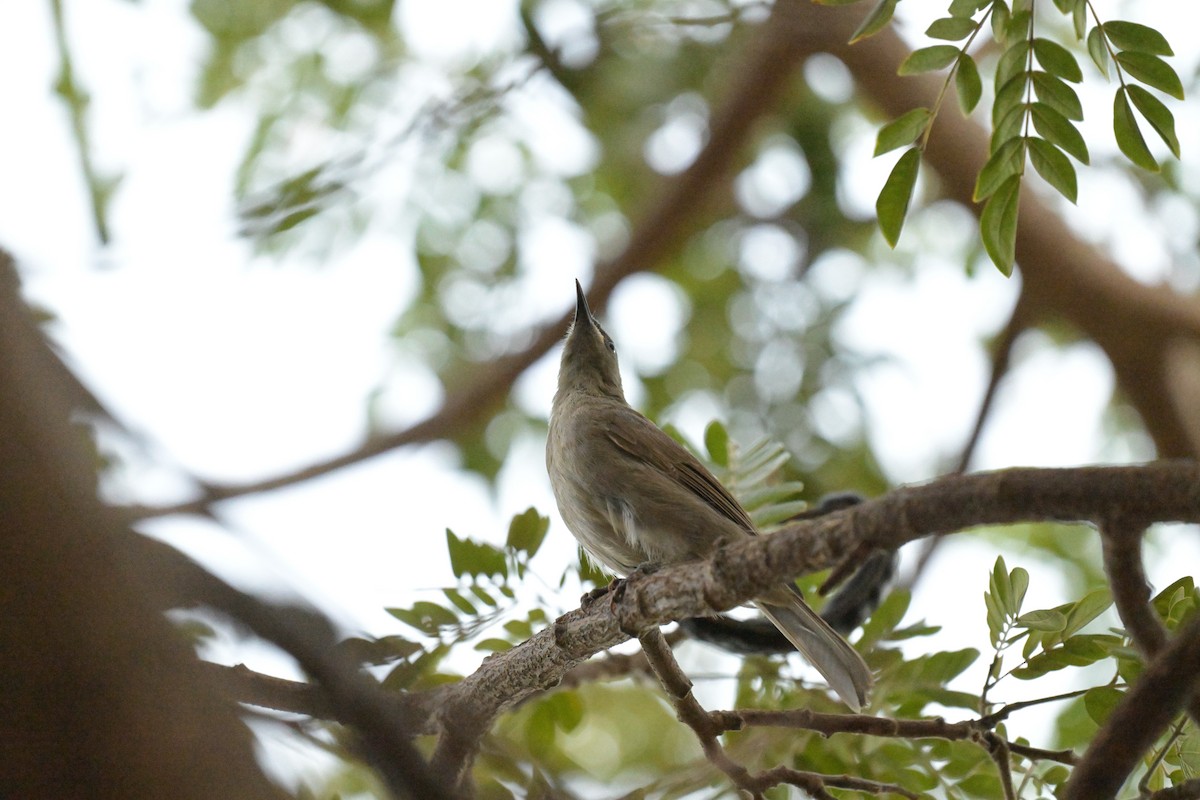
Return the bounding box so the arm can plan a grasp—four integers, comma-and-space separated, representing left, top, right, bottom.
905, 293, 1031, 592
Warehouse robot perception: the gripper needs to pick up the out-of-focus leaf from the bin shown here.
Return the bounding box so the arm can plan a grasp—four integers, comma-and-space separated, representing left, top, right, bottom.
1027, 137, 1078, 202
980, 174, 1021, 275
506, 507, 550, 557
704, 419, 730, 466
387, 601, 460, 636
1103, 21, 1174, 56
955, 54, 982, 114
1114, 89, 1159, 171
446, 529, 508, 579
926, 16, 976, 41
876, 147, 920, 247
974, 136, 1024, 201
898, 45, 961, 75
849, 0, 898, 43
1084, 685, 1124, 724
1087, 25, 1110, 77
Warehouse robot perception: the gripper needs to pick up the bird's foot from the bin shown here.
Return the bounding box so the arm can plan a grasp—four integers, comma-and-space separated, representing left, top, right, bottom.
580, 577, 623, 608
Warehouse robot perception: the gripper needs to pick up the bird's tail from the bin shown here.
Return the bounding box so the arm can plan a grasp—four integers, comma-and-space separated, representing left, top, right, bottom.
755, 591, 873, 712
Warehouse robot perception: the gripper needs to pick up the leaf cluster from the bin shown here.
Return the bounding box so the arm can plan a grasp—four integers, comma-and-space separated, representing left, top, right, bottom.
863, 0, 1183, 274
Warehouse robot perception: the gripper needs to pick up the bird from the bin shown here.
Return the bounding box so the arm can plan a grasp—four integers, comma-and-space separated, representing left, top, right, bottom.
546, 279, 873, 711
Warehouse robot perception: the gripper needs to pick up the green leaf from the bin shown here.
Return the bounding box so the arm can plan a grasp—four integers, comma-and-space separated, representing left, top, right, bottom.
1102, 21, 1174, 56
1030, 103, 1089, 163
387, 601, 460, 635
704, 419, 729, 466
991, 105, 1026, 152
858, 588, 912, 646
1015, 608, 1067, 631
446, 529, 508, 579
442, 588, 477, 615
898, 45, 961, 75
1114, 89, 1158, 171
974, 136, 1024, 201
1087, 25, 1110, 77
926, 16, 977, 41
1084, 686, 1124, 724
849, 0, 898, 43
1027, 137, 1077, 202
474, 638, 513, 652
948, 0, 988, 15
876, 147, 921, 247
919, 648, 981, 683
1013, 633, 1122, 678
1126, 84, 1181, 158
506, 507, 550, 557
994, 41, 1032, 91
985, 590, 1006, 647
1003, 9, 1032, 46
875, 107, 932, 155
980, 175, 1021, 275
992, 74, 1028, 127
1072, 0, 1086, 40
1009, 566, 1029, 611
470, 584, 498, 607
955, 54, 982, 114
1062, 588, 1112, 638
988, 556, 1012, 617
1115, 52, 1185, 99
1031, 71, 1083, 120
990, 0, 1010, 41
1033, 38, 1083, 82
1151, 576, 1195, 617
740, 481, 805, 510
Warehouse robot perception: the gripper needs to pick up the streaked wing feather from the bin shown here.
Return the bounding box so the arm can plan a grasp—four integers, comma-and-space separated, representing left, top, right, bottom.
605, 407, 756, 534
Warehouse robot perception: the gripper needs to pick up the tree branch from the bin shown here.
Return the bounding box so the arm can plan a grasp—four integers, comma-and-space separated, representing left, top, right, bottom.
1100, 518, 1200, 727
416, 463, 1200, 783
1065, 611, 1200, 799
125, 0, 824, 521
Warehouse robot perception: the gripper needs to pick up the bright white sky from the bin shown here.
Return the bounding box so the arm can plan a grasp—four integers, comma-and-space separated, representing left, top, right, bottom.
3, 0, 1200, 789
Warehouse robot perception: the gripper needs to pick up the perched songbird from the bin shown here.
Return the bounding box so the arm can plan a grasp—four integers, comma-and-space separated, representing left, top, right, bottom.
546, 280, 872, 710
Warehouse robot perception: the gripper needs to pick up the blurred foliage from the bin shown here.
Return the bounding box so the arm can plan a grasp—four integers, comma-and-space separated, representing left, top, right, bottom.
41, 0, 1199, 795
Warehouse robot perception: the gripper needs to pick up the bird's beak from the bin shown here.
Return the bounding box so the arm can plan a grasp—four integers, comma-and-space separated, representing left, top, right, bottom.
574, 279, 592, 326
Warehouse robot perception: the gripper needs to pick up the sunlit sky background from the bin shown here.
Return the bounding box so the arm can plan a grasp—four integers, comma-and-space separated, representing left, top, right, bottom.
4, 0, 1200, 788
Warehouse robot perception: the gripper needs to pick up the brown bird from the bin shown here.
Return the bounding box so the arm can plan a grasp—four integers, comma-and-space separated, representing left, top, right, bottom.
546, 280, 872, 710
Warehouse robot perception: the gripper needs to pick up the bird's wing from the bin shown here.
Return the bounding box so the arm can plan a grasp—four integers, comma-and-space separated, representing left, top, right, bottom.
604, 406, 757, 535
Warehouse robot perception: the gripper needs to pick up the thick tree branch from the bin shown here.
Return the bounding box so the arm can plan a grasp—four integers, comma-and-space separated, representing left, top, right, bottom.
417, 463, 1200, 780
0, 252, 285, 800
